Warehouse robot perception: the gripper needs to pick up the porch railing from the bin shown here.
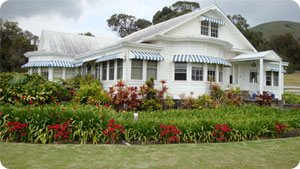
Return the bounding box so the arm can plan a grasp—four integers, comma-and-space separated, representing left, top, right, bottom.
284, 86, 300, 95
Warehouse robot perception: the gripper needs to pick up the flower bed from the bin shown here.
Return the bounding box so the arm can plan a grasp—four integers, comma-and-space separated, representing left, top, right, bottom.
0, 103, 299, 144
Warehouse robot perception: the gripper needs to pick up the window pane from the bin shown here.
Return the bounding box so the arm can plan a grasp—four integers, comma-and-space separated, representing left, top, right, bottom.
109, 60, 114, 80
273, 72, 279, 86
249, 69, 258, 83
175, 63, 187, 81
53, 68, 63, 80
266, 71, 272, 86
219, 71, 223, 82
102, 62, 107, 80
117, 59, 123, 80
41, 68, 48, 80
211, 23, 218, 38
131, 60, 143, 80
192, 67, 203, 81
147, 61, 157, 80
201, 21, 209, 36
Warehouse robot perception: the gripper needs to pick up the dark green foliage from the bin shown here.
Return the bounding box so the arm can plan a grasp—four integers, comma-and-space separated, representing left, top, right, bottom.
107, 14, 151, 37
152, 1, 200, 24
78, 32, 95, 37
74, 81, 110, 104
0, 73, 69, 105
0, 19, 35, 72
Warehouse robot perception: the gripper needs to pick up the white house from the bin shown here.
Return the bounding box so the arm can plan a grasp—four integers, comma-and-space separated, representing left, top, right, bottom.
22, 5, 288, 99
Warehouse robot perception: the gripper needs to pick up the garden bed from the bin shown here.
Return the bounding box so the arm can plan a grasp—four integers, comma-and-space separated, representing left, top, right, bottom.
1, 103, 299, 144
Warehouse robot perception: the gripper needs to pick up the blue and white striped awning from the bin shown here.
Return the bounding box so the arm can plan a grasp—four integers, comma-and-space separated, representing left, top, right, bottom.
173, 54, 232, 66
202, 16, 225, 25
267, 67, 286, 73
95, 52, 124, 63
130, 51, 164, 61
22, 61, 75, 68
74, 62, 83, 67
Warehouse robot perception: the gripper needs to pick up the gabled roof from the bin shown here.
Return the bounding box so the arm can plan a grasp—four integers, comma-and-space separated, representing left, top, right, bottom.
121, 5, 215, 43
38, 30, 117, 55
120, 5, 256, 52
229, 50, 282, 62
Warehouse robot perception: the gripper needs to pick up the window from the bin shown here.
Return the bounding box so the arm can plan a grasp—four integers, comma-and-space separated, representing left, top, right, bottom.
211, 22, 218, 38
86, 64, 91, 74
109, 60, 115, 80
32, 68, 38, 74
207, 65, 216, 82
249, 69, 258, 83
192, 64, 203, 81
102, 62, 107, 81
95, 63, 101, 80
175, 63, 187, 80
65, 68, 74, 79
117, 59, 123, 80
131, 60, 143, 80
201, 21, 209, 36
219, 66, 223, 83
273, 72, 279, 86
266, 71, 272, 86
53, 68, 63, 81
41, 68, 48, 80
147, 61, 157, 80
229, 75, 233, 84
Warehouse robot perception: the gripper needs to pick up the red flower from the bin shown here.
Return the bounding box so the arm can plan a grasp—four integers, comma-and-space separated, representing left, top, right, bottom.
96, 104, 100, 108
22, 96, 25, 99
53, 100, 56, 103
21, 132, 26, 136
14, 98, 18, 101
220, 131, 224, 135
67, 120, 70, 123
51, 96, 54, 99
51, 113, 53, 116
212, 132, 216, 136
293, 106, 299, 109
73, 107, 76, 110
57, 113, 61, 117
65, 131, 71, 135
63, 135, 69, 139
109, 119, 116, 124
0, 112, 2, 115
89, 100, 93, 103
76, 99, 80, 103
62, 108, 65, 111
102, 130, 109, 136
28, 108, 31, 111
62, 122, 68, 127
56, 102, 59, 105
29, 101, 34, 104
105, 104, 109, 108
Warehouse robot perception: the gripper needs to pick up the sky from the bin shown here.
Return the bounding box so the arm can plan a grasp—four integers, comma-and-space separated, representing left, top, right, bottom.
0, 0, 300, 39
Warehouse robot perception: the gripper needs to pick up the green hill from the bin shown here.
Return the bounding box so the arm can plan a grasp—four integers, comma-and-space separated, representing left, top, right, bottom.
251, 21, 300, 42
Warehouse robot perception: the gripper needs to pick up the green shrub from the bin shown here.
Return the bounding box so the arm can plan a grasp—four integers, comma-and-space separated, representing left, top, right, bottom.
74, 81, 110, 104
1, 104, 299, 144
0, 73, 69, 105
283, 93, 300, 104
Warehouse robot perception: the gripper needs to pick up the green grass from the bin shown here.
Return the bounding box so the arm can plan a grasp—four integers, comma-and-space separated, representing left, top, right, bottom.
251, 21, 300, 42
1, 137, 300, 169
285, 72, 300, 86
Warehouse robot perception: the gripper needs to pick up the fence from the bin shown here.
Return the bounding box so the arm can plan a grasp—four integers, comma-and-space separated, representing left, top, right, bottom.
284, 86, 300, 95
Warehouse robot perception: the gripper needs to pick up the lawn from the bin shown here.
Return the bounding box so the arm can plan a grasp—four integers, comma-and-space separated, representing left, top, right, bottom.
285, 72, 300, 86
1, 137, 300, 169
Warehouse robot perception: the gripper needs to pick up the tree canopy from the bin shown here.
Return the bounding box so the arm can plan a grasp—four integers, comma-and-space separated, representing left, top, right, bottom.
152, 1, 200, 24
107, 14, 151, 38
78, 32, 95, 37
0, 19, 35, 72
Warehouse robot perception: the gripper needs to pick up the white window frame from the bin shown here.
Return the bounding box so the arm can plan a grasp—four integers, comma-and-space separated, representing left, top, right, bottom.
131, 59, 143, 80
174, 63, 187, 81
191, 63, 203, 81
201, 20, 209, 36
147, 61, 157, 80
211, 22, 218, 38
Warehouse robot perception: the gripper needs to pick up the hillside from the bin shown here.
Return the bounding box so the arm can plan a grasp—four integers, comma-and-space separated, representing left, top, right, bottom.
251, 21, 300, 42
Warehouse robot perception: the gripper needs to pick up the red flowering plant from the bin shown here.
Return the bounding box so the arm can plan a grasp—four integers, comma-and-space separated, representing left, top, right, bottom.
102, 119, 125, 144
212, 124, 232, 142
274, 123, 288, 135
6, 121, 28, 141
159, 125, 181, 144
48, 120, 71, 142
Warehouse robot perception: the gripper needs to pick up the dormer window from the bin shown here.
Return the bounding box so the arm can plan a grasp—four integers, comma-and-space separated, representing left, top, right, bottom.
211, 22, 218, 38
201, 21, 209, 36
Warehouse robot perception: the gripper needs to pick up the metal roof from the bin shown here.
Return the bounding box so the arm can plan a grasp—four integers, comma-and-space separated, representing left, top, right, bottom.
38, 30, 117, 55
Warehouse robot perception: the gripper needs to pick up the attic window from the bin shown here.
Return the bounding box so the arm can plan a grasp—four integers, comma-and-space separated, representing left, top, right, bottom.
211, 23, 218, 38
201, 21, 209, 36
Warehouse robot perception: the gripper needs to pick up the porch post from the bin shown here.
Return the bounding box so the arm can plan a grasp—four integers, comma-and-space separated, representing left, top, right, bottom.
232, 64, 235, 85
62, 67, 66, 80
203, 64, 208, 82
49, 67, 53, 81
259, 58, 264, 95
278, 60, 282, 100
216, 64, 219, 83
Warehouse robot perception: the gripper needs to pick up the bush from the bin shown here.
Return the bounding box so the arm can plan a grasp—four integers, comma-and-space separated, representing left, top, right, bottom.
1, 104, 299, 144
0, 73, 69, 105
255, 94, 272, 106
283, 93, 300, 104
74, 81, 110, 104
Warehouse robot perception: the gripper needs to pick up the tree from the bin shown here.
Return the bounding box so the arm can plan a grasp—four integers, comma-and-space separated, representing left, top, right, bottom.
0, 19, 35, 72
107, 14, 151, 38
79, 32, 95, 37
227, 14, 265, 50
152, 1, 200, 24
268, 33, 300, 73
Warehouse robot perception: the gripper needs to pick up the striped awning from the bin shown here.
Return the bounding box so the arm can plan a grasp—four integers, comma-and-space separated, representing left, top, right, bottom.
74, 62, 83, 67
202, 16, 225, 25
95, 52, 124, 63
173, 54, 232, 66
22, 61, 74, 68
266, 66, 286, 73
129, 51, 164, 61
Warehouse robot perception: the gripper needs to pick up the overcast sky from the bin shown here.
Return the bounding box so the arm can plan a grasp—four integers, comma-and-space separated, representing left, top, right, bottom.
0, 0, 300, 39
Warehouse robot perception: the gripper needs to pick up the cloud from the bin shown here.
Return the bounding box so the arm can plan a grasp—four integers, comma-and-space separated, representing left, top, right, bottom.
0, 0, 83, 21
